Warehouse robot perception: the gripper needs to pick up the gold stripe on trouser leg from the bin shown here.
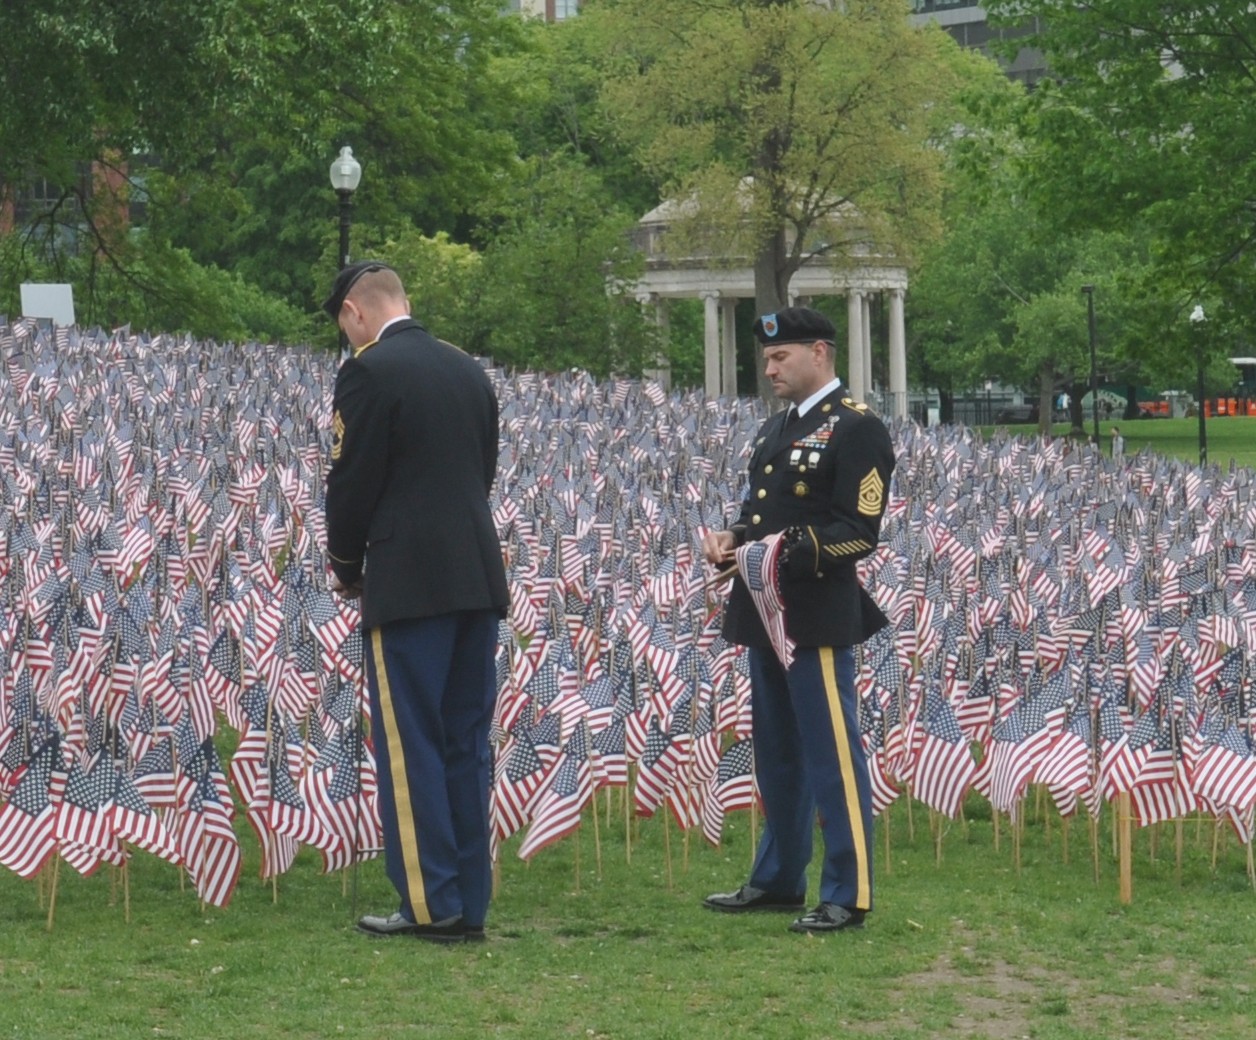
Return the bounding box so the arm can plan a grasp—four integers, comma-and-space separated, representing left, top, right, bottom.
819, 647, 871, 909
370, 628, 430, 923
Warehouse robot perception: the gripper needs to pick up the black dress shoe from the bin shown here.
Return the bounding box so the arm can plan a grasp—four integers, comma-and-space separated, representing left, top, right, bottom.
358, 912, 468, 943
357, 912, 420, 937
789, 903, 866, 933
406, 915, 469, 944
703, 884, 807, 913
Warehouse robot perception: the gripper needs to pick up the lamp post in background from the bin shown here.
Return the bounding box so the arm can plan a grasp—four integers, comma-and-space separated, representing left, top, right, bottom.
329, 146, 362, 355
1191, 304, 1207, 466
1081, 284, 1099, 443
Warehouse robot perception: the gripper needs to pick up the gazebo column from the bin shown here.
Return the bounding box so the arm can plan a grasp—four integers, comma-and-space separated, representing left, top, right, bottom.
637, 292, 672, 389
702, 290, 721, 398
719, 297, 737, 396
861, 292, 874, 403
888, 288, 907, 419
847, 290, 865, 400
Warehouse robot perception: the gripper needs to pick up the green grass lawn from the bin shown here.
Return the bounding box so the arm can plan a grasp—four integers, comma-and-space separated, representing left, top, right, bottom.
985, 417, 1256, 471
4, 797, 1256, 1040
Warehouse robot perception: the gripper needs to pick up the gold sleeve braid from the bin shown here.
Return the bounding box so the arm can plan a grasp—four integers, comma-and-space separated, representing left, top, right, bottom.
822, 539, 874, 558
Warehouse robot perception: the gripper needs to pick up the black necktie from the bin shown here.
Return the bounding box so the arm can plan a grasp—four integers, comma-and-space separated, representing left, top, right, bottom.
784, 406, 800, 428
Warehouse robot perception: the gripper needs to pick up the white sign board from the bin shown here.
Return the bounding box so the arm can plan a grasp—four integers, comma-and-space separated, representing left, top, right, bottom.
20, 283, 76, 326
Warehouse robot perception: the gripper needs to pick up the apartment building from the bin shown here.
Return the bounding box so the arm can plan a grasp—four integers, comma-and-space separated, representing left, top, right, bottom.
505, 0, 580, 21
910, 0, 1048, 86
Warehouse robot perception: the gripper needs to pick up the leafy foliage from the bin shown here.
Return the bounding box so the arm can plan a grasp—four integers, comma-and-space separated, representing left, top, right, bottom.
587, 0, 1004, 315
983, 0, 1256, 351
467, 154, 657, 378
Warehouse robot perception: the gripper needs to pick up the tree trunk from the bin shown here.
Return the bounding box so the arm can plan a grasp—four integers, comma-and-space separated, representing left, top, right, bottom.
752, 226, 791, 405
1068, 377, 1087, 435
1037, 361, 1056, 435
1124, 383, 1140, 420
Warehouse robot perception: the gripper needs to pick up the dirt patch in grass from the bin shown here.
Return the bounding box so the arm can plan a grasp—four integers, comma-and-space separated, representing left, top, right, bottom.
857, 931, 1210, 1039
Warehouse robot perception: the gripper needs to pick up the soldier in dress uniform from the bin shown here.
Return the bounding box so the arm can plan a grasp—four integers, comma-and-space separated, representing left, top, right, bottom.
701, 306, 895, 933
322, 261, 509, 943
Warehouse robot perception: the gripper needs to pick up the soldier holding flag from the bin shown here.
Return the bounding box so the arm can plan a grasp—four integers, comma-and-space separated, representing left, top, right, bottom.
701, 306, 895, 933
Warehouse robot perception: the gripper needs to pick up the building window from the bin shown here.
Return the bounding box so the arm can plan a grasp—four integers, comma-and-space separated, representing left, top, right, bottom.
554, 0, 578, 18
912, 0, 980, 11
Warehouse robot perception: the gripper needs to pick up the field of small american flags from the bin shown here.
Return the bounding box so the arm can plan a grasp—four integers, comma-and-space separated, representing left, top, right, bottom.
3, 319, 1256, 1039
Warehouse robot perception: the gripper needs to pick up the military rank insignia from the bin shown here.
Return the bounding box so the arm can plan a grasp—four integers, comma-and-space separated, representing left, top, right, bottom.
790, 416, 838, 469
858, 467, 885, 516
331, 409, 345, 462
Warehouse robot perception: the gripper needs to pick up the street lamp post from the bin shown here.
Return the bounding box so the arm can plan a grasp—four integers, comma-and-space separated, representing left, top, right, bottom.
329, 146, 363, 354
1191, 304, 1207, 467
1081, 285, 1099, 443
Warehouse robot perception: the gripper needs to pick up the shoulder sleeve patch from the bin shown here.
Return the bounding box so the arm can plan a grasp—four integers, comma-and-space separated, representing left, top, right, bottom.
331, 409, 345, 462
857, 467, 885, 516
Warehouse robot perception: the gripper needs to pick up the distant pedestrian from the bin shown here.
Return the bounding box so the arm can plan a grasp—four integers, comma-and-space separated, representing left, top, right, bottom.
1111, 425, 1125, 462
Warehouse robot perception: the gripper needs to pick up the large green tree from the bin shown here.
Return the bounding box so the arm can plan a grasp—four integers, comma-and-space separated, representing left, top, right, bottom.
0, 1, 521, 329
907, 135, 1198, 433
466, 153, 657, 377
583, 0, 1002, 396
983, 0, 1256, 354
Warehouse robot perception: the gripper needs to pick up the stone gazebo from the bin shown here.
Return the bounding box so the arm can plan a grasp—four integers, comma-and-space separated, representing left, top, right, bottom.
627, 196, 910, 418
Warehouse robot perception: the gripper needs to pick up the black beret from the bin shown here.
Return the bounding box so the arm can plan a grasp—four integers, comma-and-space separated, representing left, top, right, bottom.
321, 260, 396, 319
752, 306, 836, 345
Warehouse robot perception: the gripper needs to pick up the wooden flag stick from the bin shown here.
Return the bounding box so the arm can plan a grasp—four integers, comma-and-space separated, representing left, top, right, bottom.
591, 787, 603, 881
46, 856, 61, 932
1013, 808, 1022, 875
662, 810, 674, 891
882, 801, 892, 875
123, 845, 132, 924
1117, 791, 1133, 904
1090, 810, 1101, 884
749, 795, 758, 870
624, 779, 632, 865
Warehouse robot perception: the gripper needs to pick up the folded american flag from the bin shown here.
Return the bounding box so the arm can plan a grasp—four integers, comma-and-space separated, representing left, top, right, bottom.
735, 531, 795, 670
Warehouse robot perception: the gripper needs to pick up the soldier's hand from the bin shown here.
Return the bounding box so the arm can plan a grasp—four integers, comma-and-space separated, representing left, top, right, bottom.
702, 529, 735, 567
331, 575, 363, 600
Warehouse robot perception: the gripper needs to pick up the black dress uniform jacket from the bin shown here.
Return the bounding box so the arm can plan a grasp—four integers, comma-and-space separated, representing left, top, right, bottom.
325, 319, 509, 629
724, 388, 895, 649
